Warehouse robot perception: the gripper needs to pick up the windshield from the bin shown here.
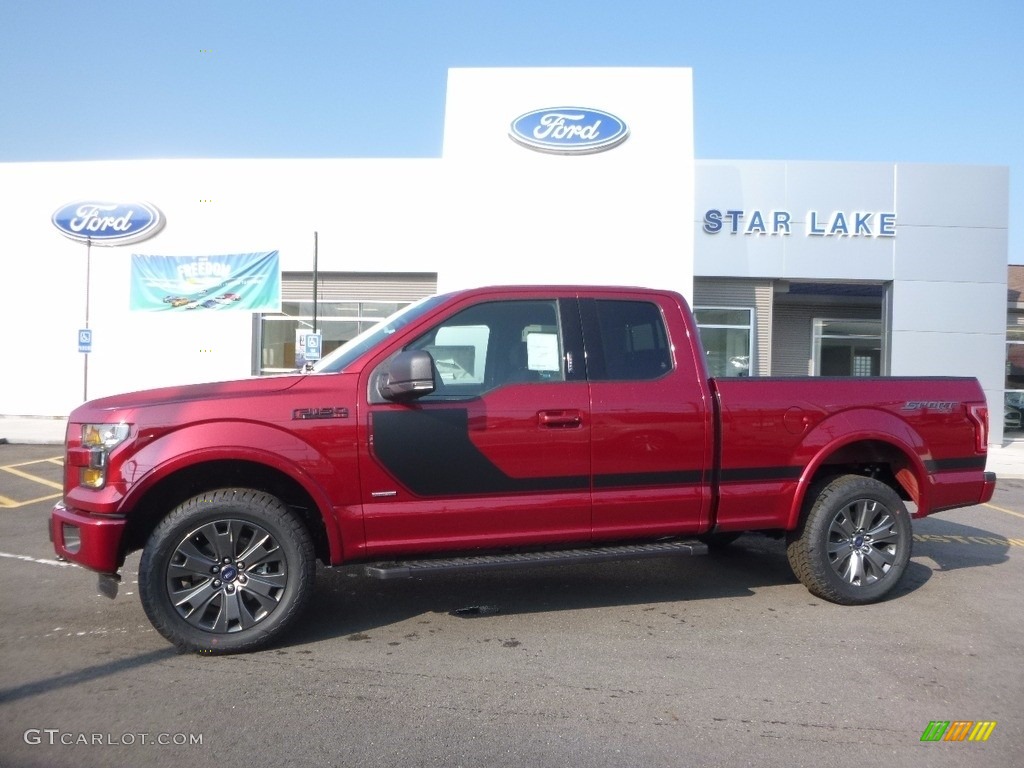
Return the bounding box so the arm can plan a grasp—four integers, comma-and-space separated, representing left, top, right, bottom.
312, 293, 449, 373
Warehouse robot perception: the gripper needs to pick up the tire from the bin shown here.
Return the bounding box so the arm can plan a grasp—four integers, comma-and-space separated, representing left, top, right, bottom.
139, 488, 315, 654
786, 474, 911, 605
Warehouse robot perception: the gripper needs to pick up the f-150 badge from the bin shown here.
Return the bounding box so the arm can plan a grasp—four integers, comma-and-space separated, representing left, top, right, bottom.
292, 407, 349, 420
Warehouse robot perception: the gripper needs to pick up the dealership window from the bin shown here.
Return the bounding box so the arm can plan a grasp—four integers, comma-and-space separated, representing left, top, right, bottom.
259, 300, 407, 374
813, 319, 882, 377
695, 307, 753, 377
1006, 325, 1024, 434
256, 272, 437, 375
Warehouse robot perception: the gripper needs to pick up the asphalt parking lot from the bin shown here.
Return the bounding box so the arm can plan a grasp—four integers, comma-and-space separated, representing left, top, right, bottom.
0, 442, 1021, 768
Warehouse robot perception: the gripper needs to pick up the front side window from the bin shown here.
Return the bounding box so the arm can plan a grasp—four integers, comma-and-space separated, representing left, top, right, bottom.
404, 299, 565, 400
695, 307, 753, 377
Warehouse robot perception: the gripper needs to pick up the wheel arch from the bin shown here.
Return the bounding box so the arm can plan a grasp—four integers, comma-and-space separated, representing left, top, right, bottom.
121, 457, 336, 566
115, 421, 357, 565
785, 416, 931, 530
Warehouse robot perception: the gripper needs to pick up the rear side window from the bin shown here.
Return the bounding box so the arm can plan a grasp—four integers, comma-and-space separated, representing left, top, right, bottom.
587, 300, 672, 381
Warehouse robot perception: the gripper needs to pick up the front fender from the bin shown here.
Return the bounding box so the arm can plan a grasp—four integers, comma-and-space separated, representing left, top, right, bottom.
118, 420, 353, 561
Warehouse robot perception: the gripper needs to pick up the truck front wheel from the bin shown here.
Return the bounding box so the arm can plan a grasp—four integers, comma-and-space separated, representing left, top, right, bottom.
786, 475, 911, 605
139, 488, 315, 654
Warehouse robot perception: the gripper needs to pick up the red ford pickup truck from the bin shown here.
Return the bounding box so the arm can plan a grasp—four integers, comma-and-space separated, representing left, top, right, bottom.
50, 285, 996, 653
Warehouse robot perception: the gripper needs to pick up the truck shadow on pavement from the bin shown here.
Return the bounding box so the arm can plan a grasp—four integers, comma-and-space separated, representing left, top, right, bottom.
286, 520, 1016, 650
882, 516, 1014, 600
907, 517, 1014, 573
286, 533, 925, 647
0, 648, 178, 704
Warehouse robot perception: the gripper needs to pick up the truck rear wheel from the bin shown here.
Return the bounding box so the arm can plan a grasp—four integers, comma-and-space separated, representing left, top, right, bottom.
139, 488, 315, 654
786, 475, 911, 605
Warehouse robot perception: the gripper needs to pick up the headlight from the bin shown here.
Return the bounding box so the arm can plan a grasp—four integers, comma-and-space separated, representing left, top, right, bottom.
79, 423, 130, 488
82, 423, 130, 449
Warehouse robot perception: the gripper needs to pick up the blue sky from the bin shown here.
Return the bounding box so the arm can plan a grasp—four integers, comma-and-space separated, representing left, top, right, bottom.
2, 0, 1021, 263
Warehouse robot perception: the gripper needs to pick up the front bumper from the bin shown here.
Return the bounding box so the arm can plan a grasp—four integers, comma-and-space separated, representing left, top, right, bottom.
50, 501, 126, 574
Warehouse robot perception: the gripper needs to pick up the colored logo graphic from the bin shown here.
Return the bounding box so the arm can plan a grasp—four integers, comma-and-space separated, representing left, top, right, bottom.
509, 107, 629, 154
920, 721, 996, 742
52, 201, 165, 246
129, 251, 281, 312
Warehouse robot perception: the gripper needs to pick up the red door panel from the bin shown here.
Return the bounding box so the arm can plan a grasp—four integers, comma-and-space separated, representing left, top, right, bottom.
360, 382, 592, 556
356, 295, 592, 557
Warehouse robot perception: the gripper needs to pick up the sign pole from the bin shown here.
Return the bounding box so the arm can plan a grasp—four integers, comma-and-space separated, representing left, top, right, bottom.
83, 236, 91, 401
312, 231, 319, 334
51, 201, 166, 401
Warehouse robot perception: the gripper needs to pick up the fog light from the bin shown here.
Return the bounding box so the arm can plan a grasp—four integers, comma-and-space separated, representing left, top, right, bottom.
80, 467, 105, 488
62, 522, 82, 554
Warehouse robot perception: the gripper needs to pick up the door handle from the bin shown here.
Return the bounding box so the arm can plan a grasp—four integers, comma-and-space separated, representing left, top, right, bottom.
538, 410, 583, 428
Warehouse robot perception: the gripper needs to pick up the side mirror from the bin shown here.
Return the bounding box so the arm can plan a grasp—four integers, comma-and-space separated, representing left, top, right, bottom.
379, 349, 435, 401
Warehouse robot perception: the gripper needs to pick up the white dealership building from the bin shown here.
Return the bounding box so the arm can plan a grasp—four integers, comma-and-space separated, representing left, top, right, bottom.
0, 67, 1012, 443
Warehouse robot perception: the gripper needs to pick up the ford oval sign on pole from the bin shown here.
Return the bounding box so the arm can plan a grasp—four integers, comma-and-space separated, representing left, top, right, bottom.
52, 201, 165, 246
509, 107, 629, 155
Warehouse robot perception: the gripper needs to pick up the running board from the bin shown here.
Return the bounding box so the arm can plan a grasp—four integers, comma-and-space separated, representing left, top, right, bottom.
363, 539, 708, 580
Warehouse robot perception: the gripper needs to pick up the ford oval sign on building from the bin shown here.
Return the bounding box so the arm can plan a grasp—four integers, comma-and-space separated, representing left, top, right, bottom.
509, 107, 629, 155
52, 201, 165, 246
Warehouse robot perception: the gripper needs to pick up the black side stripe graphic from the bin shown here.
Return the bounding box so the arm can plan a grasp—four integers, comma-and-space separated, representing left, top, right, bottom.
718, 458, 987, 483
372, 410, 838, 496
925, 456, 988, 473
372, 409, 588, 496
594, 471, 704, 489
719, 466, 803, 483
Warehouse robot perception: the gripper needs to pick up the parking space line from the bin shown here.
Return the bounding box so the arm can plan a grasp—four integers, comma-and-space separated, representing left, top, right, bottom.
3, 456, 63, 468
914, 533, 1024, 547
0, 464, 64, 491
983, 502, 1024, 520
0, 456, 64, 508
0, 551, 75, 568
0, 492, 63, 509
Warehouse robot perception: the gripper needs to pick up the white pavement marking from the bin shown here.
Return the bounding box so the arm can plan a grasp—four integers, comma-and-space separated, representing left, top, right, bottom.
0, 551, 77, 568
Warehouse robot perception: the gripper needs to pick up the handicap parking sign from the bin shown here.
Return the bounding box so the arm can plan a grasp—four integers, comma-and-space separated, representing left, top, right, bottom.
78, 329, 93, 353
304, 332, 322, 362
